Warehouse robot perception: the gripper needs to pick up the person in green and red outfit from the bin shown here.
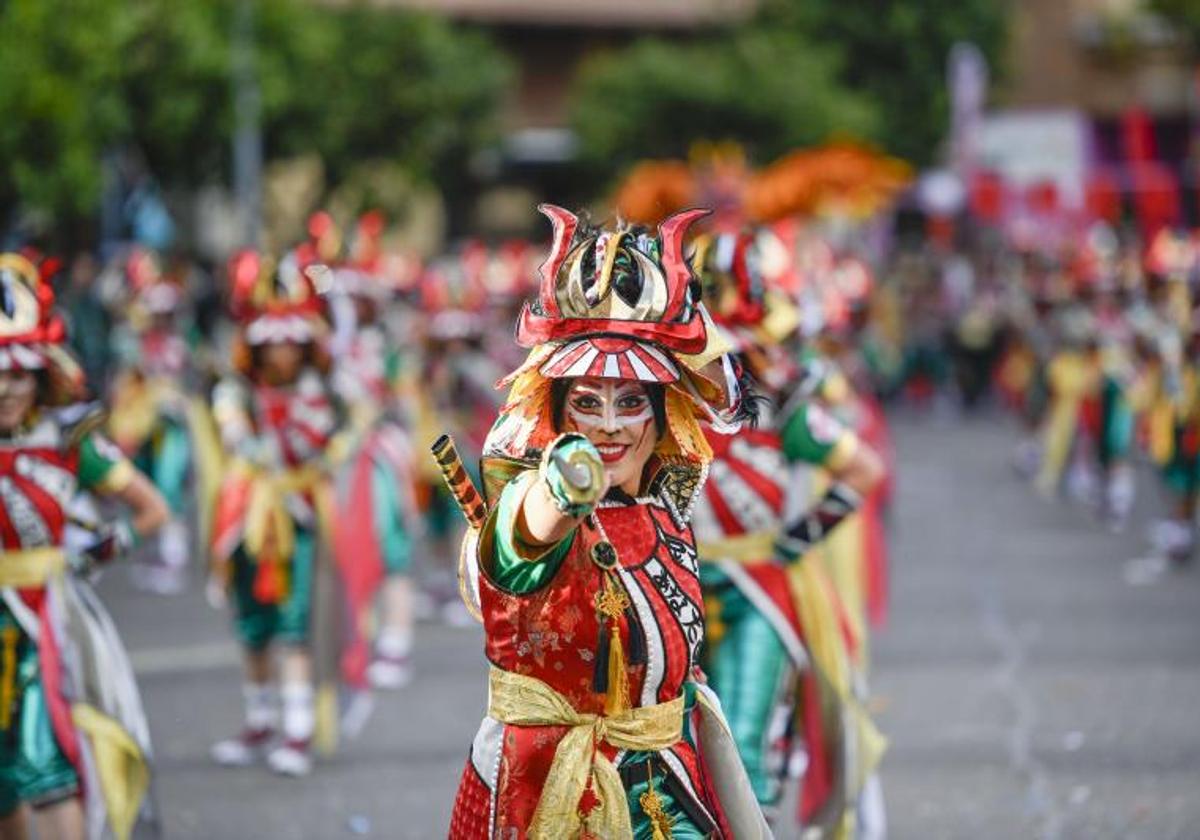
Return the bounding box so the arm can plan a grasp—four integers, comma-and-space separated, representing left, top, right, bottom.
208, 251, 342, 778
0, 253, 167, 840
446, 206, 772, 839
689, 230, 885, 835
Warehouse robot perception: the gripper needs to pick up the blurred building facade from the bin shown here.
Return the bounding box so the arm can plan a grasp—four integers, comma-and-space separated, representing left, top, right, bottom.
365, 0, 759, 231
966, 0, 1199, 227
1007, 0, 1192, 116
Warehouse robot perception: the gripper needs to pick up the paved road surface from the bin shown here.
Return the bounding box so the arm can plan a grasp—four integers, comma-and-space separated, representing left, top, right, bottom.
100, 410, 1200, 839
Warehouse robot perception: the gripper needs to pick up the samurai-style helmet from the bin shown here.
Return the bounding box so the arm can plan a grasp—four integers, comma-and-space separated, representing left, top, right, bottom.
0, 253, 84, 403
488, 205, 743, 468
227, 249, 327, 347
124, 247, 184, 318
690, 229, 801, 394
515, 204, 710, 384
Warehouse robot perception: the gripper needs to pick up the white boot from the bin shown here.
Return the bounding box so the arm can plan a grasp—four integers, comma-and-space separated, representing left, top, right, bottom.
212, 683, 277, 766
267, 683, 314, 777
368, 628, 413, 690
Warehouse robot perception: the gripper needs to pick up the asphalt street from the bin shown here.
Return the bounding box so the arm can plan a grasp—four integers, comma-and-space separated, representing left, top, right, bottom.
100, 410, 1200, 840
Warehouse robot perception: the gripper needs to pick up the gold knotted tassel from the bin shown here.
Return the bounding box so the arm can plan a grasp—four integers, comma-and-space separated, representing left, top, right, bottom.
639, 763, 673, 840
604, 615, 630, 716
595, 574, 631, 716
0, 625, 19, 730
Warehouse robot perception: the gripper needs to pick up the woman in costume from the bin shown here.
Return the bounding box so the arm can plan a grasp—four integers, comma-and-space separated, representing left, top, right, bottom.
445, 206, 771, 839
315, 213, 422, 692
0, 253, 168, 840
411, 249, 504, 625
207, 251, 342, 777
688, 230, 885, 835
104, 248, 200, 594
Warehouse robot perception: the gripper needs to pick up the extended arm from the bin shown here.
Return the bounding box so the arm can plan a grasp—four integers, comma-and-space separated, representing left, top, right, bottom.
109, 470, 170, 538
776, 403, 884, 563
519, 433, 608, 547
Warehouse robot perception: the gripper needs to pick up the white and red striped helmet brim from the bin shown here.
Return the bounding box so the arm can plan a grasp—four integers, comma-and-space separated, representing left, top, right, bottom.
539, 338, 680, 383
245, 314, 319, 345
0, 344, 47, 371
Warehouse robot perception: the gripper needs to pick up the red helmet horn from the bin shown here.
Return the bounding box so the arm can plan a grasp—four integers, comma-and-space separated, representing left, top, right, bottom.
536, 204, 578, 317
658, 208, 709, 321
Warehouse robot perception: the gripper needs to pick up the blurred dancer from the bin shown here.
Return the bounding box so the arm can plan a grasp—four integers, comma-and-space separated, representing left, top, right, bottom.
690, 230, 886, 835
0, 254, 166, 840
411, 250, 503, 625
207, 252, 341, 777
105, 249, 199, 594
321, 212, 421, 691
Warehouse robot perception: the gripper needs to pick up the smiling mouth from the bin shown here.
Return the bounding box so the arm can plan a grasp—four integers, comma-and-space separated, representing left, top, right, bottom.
595, 443, 629, 464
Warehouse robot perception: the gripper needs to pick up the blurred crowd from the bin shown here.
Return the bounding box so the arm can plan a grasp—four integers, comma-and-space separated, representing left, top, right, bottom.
11, 133, 1200, 838
889, 208, 1200, 568
1, 150, 910, 836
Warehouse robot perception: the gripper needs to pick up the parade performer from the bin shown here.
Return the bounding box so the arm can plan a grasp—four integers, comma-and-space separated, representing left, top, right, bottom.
444, 206, 773, 839
321, 213, 422, 692
688, 231, 885, 834
0, 253, 168, 840
208, 251, 342, 777
803, 254, 897, 637
1136, 322, 1200, 564
1137, 233, 1200, 561
411, 249, 504, 625
1033, 303, 1102, 501
105, 249, 203, 594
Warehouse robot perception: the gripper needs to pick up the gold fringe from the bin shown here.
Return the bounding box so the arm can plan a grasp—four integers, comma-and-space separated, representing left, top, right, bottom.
640, 762, 674, 840
0, 626, 18, 731
599, 575, 631, 716
659, 387, 711, 465
604, 619, 630, 716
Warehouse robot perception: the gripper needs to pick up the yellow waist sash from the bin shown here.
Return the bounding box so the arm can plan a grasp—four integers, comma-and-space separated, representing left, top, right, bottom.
0, 548, 66, 588
696, 531, 777, 564
238, 462, 329, 561
486, 666, 684, 840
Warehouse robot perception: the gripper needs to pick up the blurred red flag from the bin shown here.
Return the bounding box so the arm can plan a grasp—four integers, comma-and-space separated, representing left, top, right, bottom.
1131, 163, 1180, 238
968, 170, 1006, 222
1121, 107, 1157, 164
1085, 170, 1122, 223
1026, 180, 1060, 216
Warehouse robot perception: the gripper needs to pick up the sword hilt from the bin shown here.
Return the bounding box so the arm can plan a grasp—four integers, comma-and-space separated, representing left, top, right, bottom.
430, 434, 488, 530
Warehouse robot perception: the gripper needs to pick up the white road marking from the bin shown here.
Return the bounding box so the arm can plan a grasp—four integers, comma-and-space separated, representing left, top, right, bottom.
130, 641, 242, 675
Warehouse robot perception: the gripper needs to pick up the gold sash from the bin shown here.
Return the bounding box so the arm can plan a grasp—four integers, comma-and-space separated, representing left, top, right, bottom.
0, 548, 66, 588
696, 532, 776, 564
238, 462, 330, 561
486, 666, 684, 840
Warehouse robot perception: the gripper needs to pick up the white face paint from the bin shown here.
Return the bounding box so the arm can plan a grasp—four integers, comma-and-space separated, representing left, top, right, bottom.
562, 377, 658, 495
565, 379, 654, 431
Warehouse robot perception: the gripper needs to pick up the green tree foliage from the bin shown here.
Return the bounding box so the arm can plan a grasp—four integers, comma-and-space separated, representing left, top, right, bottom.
570, 0, 1007, 186
771, 0, 1007, 166
0, 0, 510, 229
571, 30, 878, 187
1149, 0, 1200, 46
0, 0, 130, 219
263, 5, 510, 188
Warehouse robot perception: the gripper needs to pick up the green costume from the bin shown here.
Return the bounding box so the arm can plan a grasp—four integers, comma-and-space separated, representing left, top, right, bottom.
231, 529, 317, 650
0, 614, 78, 813
0, 427, 129, 814
697, 400, 859, 810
